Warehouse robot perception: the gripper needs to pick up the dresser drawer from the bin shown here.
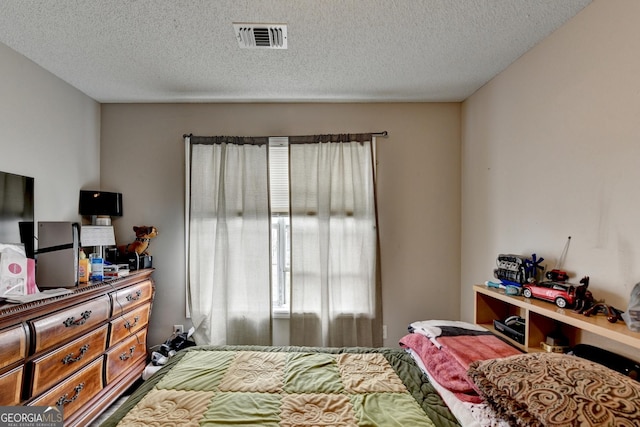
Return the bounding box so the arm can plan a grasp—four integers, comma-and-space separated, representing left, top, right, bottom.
0, 366, 23, 405
109, 302, 150, 345
111, 279, 153, 316
30, 295, 111, 354
31, 325, 108, 396
0, 324, 27, 369
29, 357, 103, 421
106, 329, 147, 384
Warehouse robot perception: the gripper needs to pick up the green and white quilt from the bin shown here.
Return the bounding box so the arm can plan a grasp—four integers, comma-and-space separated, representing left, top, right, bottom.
101, 345, 460, 427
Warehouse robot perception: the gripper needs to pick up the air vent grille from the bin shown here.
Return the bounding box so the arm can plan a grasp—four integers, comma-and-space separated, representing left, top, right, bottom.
233, 23, 287, 49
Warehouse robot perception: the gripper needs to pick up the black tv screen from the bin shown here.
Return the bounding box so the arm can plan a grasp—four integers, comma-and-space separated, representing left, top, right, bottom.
0, 171, 35, 258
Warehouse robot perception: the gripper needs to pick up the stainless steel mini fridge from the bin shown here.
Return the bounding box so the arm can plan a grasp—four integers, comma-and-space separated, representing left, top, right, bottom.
36, 221, 79, 288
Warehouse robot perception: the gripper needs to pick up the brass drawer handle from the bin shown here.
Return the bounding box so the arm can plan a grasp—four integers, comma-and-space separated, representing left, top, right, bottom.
56, 382, 84, 407
63, 310, 92, 327
119, 346, 136, 361
126, 290, 142, 302
62, 344, 90, 364
124, 315, 141, 331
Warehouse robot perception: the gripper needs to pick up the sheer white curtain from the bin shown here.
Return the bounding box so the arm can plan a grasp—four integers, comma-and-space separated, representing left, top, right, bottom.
289, 134, 382, 347
186, 136, 272, 345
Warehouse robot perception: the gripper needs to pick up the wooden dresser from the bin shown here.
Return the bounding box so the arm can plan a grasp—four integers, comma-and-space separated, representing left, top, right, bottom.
0, 268, 154, 426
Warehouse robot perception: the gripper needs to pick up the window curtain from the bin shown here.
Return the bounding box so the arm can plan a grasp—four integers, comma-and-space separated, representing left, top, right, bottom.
186, 136, 272, 346
288, 134, 382, 347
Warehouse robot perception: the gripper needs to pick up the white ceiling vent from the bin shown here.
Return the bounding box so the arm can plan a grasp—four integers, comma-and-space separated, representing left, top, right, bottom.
233, 23, 287, 49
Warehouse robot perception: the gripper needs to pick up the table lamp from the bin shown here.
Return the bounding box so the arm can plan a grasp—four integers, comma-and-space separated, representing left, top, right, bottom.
80, 225, 116, 260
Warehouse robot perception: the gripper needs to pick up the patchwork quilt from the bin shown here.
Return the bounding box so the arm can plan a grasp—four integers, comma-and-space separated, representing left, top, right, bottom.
100, 345, 460, 427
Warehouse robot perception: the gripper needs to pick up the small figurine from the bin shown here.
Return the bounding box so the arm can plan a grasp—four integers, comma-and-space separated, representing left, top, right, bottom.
573, 276, 595, 314
117, 225, 158, 256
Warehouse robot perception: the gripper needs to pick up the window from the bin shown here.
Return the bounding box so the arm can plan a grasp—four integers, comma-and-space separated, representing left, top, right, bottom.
186, 134, 380, 346
269, 138, 290, 314
271, 215, 290, 311
268, 137, 375, 315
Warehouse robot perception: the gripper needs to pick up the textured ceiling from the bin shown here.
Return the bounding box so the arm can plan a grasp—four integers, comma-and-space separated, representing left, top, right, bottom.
0, 0, 592, 103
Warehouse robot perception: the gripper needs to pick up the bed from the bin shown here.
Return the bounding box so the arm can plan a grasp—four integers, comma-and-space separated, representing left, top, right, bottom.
100, 322, 640, 427
401, 320, 640, 427
99, 345, 461, 427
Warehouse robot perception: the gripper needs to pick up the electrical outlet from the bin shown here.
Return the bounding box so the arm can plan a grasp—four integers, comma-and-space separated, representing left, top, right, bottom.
382, 325, 388, 340
173, 324, 184, 335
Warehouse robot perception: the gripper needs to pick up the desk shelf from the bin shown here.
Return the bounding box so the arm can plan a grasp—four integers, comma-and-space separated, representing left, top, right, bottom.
474, 284, 640, 354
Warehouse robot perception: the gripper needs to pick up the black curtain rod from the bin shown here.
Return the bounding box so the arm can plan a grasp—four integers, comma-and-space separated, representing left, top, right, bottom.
182, 131, 388, 139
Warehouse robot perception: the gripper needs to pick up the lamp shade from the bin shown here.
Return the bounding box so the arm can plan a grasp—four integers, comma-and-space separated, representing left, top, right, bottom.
80, 225, 116, 247
79, 190, 123, 217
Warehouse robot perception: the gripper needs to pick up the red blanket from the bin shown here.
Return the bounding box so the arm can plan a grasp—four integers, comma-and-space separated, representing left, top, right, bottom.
438, 335, 521, 368
400, 333, 482, 403
399, 333, 521, 404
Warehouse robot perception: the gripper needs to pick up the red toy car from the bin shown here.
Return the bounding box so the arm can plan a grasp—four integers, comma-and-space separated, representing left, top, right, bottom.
545, 269, 569, 282
522, 281, 575, 308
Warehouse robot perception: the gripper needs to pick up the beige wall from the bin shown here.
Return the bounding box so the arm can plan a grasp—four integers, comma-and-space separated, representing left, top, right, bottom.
462, 0, 640, 358
0, 43, 100, 233
4, 0, 636, 361
100, 103, 461, 347
4, 0, 635, 360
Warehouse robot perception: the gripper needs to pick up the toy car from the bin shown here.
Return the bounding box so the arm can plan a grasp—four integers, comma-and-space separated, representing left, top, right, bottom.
545, 269, 569, 282
522, 281, 575, 308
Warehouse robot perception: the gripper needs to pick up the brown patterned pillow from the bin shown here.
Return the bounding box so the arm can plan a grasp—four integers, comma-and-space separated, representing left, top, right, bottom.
468, 352, 640, 426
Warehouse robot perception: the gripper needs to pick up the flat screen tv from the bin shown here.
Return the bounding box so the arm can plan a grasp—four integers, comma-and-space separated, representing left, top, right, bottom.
0, 171, 35, 258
